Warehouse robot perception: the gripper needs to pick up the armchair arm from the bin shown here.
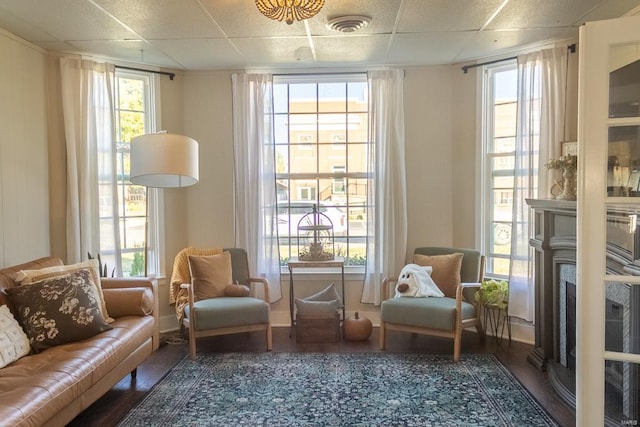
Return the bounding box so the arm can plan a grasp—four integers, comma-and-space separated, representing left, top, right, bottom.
248, 277, 270, 303
456, 282, 482, 305
180, 282, 196, 313
381, 277, 398, 302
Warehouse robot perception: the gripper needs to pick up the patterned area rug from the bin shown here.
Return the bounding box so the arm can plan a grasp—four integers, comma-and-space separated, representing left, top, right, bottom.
118, 353, 557, 426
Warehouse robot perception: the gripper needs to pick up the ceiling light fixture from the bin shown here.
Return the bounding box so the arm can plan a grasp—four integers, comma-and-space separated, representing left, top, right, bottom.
255, 0, 325, 25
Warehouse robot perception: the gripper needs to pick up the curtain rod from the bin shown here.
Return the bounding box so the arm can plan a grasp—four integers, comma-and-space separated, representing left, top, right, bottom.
461, 43, 577, 74
115, 65, 176, 80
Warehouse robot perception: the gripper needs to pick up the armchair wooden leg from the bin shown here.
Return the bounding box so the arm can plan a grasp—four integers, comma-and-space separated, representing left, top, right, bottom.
188, 324, 197, 360
453, 328, 461, 362
379, 322, 386, 350
476, 323, 485, 339
266, 324, 273, 351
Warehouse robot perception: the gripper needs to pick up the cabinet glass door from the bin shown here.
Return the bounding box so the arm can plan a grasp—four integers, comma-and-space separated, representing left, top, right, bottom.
579, 15, 640, 427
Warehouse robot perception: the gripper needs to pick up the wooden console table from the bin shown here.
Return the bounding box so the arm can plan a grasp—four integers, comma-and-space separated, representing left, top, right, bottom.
287, 257, 345, 327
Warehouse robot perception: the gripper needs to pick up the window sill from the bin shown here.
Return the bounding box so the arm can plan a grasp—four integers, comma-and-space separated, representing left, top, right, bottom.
279, 266, 365, 282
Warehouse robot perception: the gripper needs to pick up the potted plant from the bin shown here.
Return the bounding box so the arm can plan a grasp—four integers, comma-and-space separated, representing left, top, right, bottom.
475, 278, 509, 309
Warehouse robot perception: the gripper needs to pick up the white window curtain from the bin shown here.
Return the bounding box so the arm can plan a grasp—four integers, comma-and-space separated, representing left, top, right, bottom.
231, 73, 282, 303
509, 47, 567, 321
361, 69, 408, 305
60, 58, 121, 272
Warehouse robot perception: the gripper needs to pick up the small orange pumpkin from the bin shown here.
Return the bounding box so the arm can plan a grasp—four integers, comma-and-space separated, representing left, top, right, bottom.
343, 312, 372, 341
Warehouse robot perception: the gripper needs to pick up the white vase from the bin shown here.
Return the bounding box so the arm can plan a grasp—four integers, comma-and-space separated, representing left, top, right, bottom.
557, 168, 577, 200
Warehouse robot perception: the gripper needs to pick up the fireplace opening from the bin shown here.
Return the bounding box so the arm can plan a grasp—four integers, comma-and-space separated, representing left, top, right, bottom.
566, 282, 576, 371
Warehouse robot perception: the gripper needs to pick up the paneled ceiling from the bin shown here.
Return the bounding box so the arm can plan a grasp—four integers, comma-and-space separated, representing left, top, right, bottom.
0, 0, 639, 70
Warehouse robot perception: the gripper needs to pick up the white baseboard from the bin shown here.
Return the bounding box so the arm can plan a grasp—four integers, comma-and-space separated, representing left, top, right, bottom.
159, 314, 179, 334
270, 310, 381, 327
481, 317, 534, 345
161, 310, 534, 345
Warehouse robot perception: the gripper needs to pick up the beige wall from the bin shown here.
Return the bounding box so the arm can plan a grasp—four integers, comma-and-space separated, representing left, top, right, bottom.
0, 29, 50, 267
451, 66, 480, 249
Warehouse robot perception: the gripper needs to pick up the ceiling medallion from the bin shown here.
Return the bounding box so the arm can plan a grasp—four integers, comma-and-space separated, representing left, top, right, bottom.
255, 0, 325, 25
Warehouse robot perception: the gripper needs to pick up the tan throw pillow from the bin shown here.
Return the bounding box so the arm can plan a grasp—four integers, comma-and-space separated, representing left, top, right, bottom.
102, 287, 154, 317
413, 252, 464, 298
15, 259, 113, 323
188, 251, 233, 300
224, 283, 250, 297
0, 305, 30, 368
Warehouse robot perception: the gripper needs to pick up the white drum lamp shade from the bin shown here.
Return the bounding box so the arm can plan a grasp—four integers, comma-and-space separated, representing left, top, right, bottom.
130, 133, 199, 188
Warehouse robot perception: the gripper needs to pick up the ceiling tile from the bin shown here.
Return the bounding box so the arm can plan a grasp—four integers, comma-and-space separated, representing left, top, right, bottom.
149, 38, 245, 70
0, 7, 58, 42
398, 0, 505, 32
0, 0, 136, 41
198, 0, 308, 38
487, 0, 602, 29
231, 37, 316, 68
94, 0, 225, 39
70, 39, 183, 68
386, 32, 474, 65
456, 28, 579, 62
312, 35, 391, 65
580, 0, 640, 23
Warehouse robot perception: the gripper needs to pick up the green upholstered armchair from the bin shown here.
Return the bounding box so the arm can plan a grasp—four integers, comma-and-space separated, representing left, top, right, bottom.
180, 248, 272, 358
379, 247, 485, 361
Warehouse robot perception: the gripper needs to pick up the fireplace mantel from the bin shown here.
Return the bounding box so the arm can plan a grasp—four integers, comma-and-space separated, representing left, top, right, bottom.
526, 198, 577, 371
526, 198, 640, 423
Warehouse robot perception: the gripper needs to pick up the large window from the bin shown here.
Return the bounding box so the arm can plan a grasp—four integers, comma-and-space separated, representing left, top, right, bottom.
273, 75, 369, 267
482, 63, 517, 279
98, 71, 158, 277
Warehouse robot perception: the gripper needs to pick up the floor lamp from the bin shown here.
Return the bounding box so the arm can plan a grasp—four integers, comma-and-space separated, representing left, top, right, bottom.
130, 132, 199, 276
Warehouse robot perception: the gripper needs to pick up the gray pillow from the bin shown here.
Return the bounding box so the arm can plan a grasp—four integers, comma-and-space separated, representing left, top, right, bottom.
295, 298, 341, 314
305, 283, 343, 306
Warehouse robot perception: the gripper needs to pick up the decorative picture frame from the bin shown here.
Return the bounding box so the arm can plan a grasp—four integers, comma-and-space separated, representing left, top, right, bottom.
561, 141, 577, 157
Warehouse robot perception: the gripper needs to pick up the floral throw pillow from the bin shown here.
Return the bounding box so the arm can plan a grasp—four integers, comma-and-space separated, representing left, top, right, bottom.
6, 269, 113, 352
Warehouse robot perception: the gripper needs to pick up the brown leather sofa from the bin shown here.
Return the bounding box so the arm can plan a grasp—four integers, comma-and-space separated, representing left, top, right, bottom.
0, 256, 159, 426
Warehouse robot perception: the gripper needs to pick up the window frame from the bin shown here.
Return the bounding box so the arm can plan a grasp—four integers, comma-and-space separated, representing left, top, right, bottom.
272, 73, 369, 271
480, 61, 518, 280
102, 70, 164, 277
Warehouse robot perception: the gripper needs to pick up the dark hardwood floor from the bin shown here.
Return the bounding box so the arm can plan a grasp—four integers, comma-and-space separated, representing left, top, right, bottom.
69, 327, 575, 426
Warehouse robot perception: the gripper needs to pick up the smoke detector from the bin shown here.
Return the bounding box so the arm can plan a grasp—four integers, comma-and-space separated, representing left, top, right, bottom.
326, 15, 371, 33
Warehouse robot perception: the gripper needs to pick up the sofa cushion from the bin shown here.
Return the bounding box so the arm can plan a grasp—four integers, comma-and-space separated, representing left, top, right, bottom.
413, 252, 464, 298
0, 315, 154, 426
6, 269, 112, 352
15, 259, 113, 323
188, 252, 233, 300
0, 305, 30, 368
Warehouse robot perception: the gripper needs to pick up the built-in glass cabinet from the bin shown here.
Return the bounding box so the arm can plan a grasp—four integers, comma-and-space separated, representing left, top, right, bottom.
608, 44, 640, 197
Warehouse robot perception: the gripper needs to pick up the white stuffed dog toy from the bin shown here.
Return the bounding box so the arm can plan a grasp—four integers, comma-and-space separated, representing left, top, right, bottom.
394, 264, 444, 298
